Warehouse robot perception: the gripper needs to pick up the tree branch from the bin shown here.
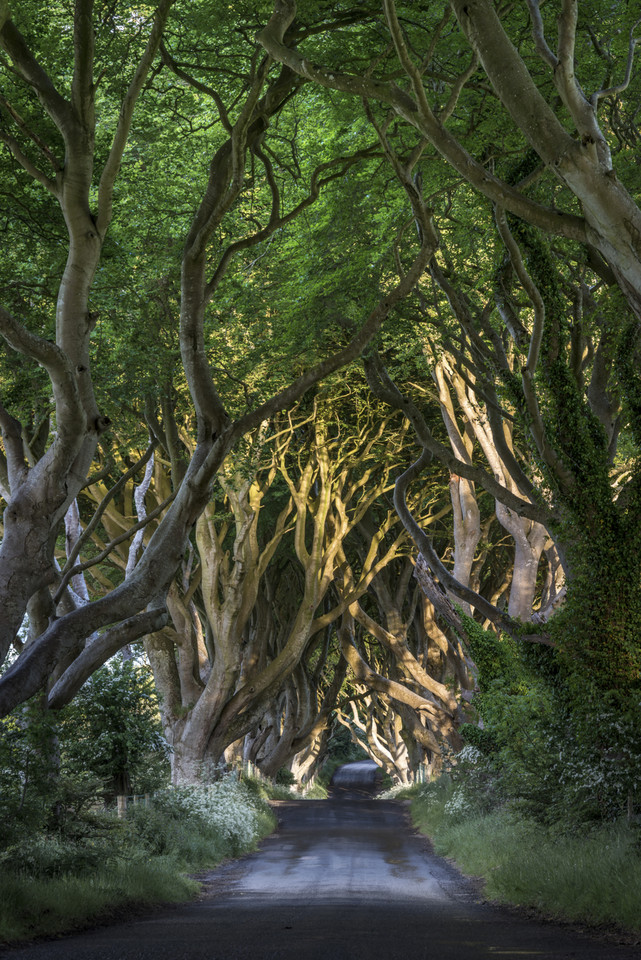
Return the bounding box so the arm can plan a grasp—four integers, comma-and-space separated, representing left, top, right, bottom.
71, 0, 95, 127
590, 18, 641, 108
0, 398, 27, 491
339, 613, 448, 721
0, 20, 72, 135
0, 130, 58, 194
0, 304, 86, 458
258, 0, 588, 244
46, 608, 169, 709
96, 0, 176, 236
54, 441, 157, 607
54, 491, 176, 602
219, 213, 438, 465
364, 352, 553, 524
394, 451, 554, 645
525, 0, 558, 69
159, 41, 232, 132
203, 146, 377, 304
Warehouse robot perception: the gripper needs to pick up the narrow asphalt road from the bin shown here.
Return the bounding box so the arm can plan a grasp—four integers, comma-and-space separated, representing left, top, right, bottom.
2, 767, 640, 960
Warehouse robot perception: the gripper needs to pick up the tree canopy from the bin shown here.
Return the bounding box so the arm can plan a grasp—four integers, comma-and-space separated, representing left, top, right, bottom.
1, 0, 640, 810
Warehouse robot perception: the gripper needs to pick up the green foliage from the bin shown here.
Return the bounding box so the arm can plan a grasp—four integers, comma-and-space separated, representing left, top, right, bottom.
241, 771, 301, 801
459, 613, 554, 758
2, 0, 641, 868
274, 766, 296, 786
315, 725, 371, 788
0, 657, 169, 859
0, 775, 276, 943
59, 658, 169, 800
0, 702, 52, 838
301, 781, 329, 799
1, 827, 120, 880
497, 221, 641, 707
327, 725, 370, 764
457, 613, 641, 823
410, 776, 641, 933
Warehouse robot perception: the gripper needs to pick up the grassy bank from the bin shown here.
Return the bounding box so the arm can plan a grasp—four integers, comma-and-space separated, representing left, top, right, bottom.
0, 775, 277, 944
404, 778, 641, 933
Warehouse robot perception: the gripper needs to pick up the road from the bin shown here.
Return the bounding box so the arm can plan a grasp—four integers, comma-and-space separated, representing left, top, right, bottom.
2, 766, 639, 960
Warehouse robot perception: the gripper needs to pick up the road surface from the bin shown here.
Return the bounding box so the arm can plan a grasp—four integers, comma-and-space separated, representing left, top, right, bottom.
2, 764, 639, 960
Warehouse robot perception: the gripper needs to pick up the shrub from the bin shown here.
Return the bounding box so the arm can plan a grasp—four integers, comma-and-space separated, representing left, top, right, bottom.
0, 772, 276, 943
408, 750, 641, 934
275, 767, 296, 786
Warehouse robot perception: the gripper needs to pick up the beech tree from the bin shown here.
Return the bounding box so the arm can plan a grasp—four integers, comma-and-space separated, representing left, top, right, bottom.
259, 0, 641, 314
259, 0, 641, 718
0, 1, 435, 717
3, 0, 641, 791
142, 391, 420, 782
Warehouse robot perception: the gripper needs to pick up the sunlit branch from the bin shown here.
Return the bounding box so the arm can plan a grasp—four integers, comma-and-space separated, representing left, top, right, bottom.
125, 451, 155, 578
395, 449, 553, 645
53, 441, 158, 606
54, 492, 176, 598
364, 352, 552, 525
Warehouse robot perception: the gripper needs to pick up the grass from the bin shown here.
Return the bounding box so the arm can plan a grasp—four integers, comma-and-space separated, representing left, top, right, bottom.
301, 781, 328, 799
408, 783, 641, 933
0, 860, 199, 943
0, 779, 277, 944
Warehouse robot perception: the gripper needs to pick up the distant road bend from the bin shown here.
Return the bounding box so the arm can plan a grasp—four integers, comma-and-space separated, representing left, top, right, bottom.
3, 761, 639, 960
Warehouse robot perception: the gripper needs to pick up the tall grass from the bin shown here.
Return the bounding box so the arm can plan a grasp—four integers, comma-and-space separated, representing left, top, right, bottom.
409, 781, 641, 932
0, 861, 199, 943
0, 775, 276, 944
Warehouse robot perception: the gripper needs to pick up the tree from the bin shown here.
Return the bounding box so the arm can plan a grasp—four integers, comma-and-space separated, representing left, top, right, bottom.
0, 1, 435, 717
4, 1, 640, 799
143, 387, 422, 782
60, 657, 168, 800
259, 0, 641, 314
259, 0, 641, 716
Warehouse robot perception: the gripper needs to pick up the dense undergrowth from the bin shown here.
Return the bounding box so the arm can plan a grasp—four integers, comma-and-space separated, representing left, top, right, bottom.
384, 608, 641, 935
0, 774, 277, 944
393, 751, 641, 935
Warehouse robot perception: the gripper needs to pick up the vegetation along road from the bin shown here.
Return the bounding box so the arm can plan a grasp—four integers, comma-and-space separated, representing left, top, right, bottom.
2, 769, 639, 960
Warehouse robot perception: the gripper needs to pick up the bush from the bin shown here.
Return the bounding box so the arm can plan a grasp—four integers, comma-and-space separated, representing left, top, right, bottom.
275, 767, 296, 786
126, 774, 276, 863
150, 777, 269, 855
0, 834, 110, 879
0, 773, 276, 943
409, 752, 641, 934
459, 614, 641, 827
